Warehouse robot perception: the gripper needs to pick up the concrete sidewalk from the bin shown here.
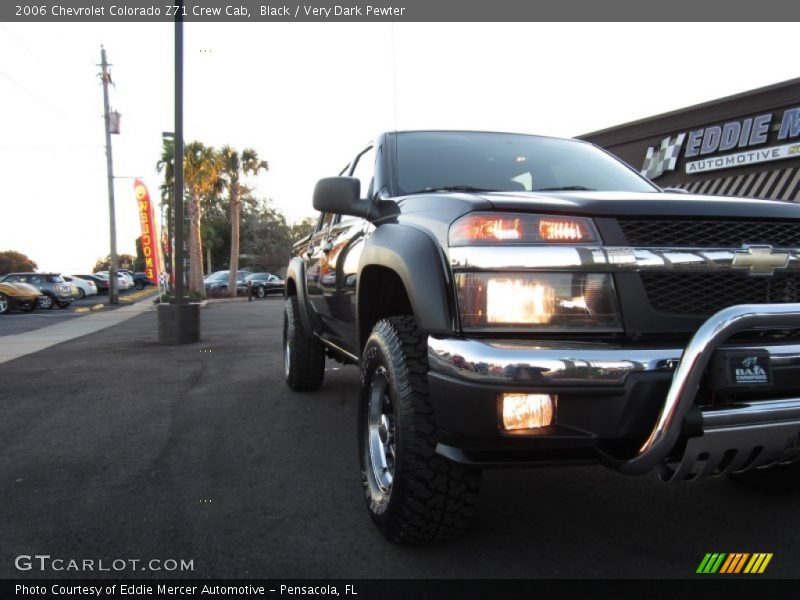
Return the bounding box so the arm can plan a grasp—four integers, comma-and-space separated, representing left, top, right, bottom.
0, 296, 156, 365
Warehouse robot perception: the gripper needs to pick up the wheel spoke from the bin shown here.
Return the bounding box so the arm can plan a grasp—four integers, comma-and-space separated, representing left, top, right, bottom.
367, 367, 395, 493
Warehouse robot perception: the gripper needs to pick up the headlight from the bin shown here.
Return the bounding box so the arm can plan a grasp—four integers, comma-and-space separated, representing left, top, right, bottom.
455, 272, 621, 332
449, 212, 599, 246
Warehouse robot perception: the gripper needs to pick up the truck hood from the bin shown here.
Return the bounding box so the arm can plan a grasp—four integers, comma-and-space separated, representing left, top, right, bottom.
480, 191, 800, 220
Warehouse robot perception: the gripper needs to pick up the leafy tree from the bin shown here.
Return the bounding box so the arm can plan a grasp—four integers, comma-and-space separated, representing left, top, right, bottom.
290, 216, 318, 243
134, 237, 145, 272
94, 254, 135, 272
0, 250, 37, 275
240, 199, 293, 272
220, 146, 268, 297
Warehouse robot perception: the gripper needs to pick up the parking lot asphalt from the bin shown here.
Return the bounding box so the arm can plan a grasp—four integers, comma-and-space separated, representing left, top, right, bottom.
1, 298, 799, 579
0, 288, 158, 337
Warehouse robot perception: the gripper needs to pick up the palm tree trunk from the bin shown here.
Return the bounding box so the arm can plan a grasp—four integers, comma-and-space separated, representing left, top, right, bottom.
187, 194, 205, 296
228, 189, 240, 298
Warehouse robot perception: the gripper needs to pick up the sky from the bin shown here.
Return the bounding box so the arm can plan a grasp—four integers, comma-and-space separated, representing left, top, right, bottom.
2, 22, 799, 273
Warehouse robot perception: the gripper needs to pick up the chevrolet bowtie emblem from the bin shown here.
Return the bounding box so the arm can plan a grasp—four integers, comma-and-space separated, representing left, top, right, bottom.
731, 245, 791, 276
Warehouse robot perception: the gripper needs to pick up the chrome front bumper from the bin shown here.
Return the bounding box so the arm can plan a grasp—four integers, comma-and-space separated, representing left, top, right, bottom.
428, 337, 800, 387
428, 303, 800, 478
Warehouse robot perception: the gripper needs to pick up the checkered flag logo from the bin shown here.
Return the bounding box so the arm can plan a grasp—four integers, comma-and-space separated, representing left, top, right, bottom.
641, 133, 686, 180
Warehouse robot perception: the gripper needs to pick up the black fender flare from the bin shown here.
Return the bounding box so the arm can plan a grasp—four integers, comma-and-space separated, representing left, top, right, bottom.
358, 224, 454, 339
284, 256, 316, 339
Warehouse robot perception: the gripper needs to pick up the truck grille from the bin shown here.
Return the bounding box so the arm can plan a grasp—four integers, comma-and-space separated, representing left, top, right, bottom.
619, 219, 800, 248
641, 272, 800, 316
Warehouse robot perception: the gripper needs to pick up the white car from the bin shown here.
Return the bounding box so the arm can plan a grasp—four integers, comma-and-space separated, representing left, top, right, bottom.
64, 275, 98, 299
94, 271, 131, 291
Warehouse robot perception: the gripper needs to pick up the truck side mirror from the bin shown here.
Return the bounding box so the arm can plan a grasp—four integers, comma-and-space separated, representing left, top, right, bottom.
313, 177, 372, 219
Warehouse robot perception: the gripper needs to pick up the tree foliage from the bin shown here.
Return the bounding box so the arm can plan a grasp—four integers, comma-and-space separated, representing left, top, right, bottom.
93, 254, 135, 272
183, 141, 224, 295
290, 217, 318, 243
220, 145, 269, 296
156, 139, 305, 287
239, 199, 293, 271
0, 250, 37, 275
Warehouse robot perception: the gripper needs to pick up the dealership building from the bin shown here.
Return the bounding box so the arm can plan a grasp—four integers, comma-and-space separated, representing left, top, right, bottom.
582, 78, 800, 202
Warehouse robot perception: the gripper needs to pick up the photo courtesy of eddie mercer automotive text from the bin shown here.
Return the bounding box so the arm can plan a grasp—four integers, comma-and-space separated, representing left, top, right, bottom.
285, 121, 800, 543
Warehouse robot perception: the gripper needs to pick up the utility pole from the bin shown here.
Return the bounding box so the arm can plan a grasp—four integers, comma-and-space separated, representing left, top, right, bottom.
174, 7, 185, 306
100, 45, 118, 304
157, 2, 199, 345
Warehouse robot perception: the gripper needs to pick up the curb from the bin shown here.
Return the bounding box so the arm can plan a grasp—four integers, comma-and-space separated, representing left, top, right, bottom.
0, 293, 158, 365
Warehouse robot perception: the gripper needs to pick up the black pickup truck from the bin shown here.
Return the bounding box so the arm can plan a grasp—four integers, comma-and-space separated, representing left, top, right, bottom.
283, 131, 800, 543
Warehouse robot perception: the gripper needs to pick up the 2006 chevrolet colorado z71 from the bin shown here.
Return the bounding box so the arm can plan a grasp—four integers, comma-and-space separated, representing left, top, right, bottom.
283, 130, 800, 543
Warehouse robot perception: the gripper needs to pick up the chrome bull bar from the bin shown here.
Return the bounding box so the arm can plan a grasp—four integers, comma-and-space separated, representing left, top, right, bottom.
614, 303, 800, 477
658, 399, 800, 482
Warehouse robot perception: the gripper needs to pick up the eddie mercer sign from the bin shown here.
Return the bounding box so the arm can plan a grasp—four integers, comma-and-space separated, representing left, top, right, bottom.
642, 106, 800, 179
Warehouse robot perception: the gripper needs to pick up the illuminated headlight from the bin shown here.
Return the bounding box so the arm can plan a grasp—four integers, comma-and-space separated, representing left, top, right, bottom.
502, 393, 554, 430
449, 213, 599, 245
456, 272, 621, 331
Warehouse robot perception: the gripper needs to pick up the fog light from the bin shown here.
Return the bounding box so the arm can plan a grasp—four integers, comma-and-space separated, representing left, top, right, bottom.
502, 393, 554, 430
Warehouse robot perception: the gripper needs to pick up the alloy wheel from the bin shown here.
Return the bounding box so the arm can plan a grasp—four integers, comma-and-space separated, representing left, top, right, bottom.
367, 367, 395, 494
283, 315, 291, 378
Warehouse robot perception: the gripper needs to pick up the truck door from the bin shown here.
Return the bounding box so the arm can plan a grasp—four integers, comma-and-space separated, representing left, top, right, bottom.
318, 217, 366, 352
317, 145, 375, 353
305, 211, 336, 335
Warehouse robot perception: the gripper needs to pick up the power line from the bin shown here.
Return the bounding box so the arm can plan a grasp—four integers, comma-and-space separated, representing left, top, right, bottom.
0, 69, 65, 118
0, 24, 37, 58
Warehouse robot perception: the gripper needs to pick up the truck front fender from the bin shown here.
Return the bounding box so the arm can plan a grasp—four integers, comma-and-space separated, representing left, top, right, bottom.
358, 224, 455, 339
285, 256, 315, 339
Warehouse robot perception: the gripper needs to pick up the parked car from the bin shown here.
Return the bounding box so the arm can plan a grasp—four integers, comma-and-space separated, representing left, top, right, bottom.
63, 275, 98, 299
73, 274, 109, 294
283, 130, 800, 543
116, 269, 139, 287
94, 271, 131, 290
132, 272, 153, 290
0, 281, 40, 314
204, 270, 252, 295
245, 272, 284, 298
0, 272, 73, 309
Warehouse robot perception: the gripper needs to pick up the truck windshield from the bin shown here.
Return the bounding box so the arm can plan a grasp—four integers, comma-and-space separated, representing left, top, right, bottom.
393, 131, 658, 196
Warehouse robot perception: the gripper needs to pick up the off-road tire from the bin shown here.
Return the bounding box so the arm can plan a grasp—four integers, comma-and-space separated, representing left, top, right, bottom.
359, 316, 481, 544
283, 295, 325, 391
729, 461, 800, 493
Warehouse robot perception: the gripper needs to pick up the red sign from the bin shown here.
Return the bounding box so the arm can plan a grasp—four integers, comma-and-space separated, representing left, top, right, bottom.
134, 180, 162, 285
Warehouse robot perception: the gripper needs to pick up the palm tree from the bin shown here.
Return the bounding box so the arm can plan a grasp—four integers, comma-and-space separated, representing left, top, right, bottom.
183, 141, 223, 295
220, 146, 268, 297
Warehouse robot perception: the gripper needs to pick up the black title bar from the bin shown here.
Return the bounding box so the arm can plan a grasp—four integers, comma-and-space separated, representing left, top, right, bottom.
3, 0, 800, 22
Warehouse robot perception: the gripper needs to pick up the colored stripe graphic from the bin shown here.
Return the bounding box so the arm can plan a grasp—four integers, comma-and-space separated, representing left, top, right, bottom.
720, 553, 749, 574
744, 553, 773, 574
697, 553, 727, 574
699, 553, 773, 574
